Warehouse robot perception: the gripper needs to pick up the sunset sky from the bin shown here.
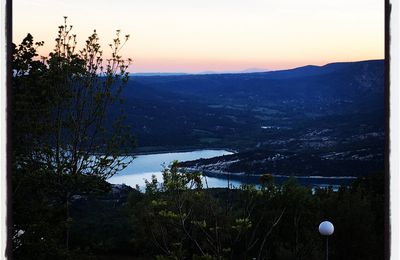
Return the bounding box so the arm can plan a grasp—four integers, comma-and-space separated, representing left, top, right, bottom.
13, 0, 384, 73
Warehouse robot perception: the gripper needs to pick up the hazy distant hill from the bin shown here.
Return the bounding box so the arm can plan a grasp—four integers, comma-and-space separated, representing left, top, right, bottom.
198, 68, 270, 74
130, 72, 189, 76
116, 60, 384, 177
126, 59, 383, 109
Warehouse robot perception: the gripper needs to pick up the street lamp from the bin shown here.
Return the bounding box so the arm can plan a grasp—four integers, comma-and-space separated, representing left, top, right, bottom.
319, 221, 334, 260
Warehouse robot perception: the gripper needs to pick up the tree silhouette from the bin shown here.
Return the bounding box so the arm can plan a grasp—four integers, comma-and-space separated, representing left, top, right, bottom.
12, 17, 134, 258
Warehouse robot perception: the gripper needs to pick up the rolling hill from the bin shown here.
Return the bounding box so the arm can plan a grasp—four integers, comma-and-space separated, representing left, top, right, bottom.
116, 59, 385, 177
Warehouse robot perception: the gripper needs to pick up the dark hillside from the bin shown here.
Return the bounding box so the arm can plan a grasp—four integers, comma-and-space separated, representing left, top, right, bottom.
116, 60, 385, 177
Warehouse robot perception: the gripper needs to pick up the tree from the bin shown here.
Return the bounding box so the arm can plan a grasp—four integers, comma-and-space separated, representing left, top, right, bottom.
12, 17, 134, 258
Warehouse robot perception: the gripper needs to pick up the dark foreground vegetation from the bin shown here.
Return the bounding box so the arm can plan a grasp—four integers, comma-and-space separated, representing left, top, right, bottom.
11, 19, 134, 259
13, 162, 384, 260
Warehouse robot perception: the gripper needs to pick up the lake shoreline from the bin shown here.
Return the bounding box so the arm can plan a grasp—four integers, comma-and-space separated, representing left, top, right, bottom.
107, 149, 235, 188
124, 147, 238, 156
186, 169, 358, 180
108, 149, 357, 189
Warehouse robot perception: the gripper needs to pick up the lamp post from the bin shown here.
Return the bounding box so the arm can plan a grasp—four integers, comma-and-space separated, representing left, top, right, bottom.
319, 221, 334, 260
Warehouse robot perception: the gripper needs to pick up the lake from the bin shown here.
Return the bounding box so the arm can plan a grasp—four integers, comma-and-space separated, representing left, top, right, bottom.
107, 149, 355, 190
107, 149, 240, 189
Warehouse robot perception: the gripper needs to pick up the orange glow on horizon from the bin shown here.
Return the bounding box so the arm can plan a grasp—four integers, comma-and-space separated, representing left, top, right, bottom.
13, 0, 384, 73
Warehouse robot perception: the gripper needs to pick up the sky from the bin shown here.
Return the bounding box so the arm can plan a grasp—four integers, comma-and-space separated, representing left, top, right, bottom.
13, 0, 384, 73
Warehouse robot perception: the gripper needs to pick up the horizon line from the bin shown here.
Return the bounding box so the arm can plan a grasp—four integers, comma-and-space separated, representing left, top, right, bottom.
130, 58, 384, 75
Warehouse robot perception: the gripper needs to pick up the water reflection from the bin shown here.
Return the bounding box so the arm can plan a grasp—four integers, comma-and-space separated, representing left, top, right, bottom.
108, 150, 233, 188
108, 149, 355, 190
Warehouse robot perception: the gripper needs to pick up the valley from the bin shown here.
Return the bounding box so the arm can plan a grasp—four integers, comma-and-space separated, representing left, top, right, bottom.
116, 59, 385, 179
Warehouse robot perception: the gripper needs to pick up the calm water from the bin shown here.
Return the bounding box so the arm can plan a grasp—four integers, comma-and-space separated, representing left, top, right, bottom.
107, 150, 238, 188
107, 149, 355, 190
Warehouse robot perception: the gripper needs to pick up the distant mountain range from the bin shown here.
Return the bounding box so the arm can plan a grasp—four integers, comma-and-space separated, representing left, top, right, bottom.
131, 72, 189, 76
131, 68, 269, 76
115, 59, 385, 177
198, 68, 270, 74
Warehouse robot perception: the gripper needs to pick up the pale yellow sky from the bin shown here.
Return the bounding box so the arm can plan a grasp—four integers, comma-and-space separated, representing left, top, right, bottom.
13, 0, 384, 73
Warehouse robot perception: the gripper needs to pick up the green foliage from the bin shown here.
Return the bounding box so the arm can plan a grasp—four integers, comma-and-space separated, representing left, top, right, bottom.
21, 164, 380, 259
232, 218, 252, 231
162, 161, 203, 191
127, 167, 384, 260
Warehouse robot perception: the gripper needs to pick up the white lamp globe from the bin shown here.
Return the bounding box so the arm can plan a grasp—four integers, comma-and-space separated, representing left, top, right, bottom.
319, 221, 334, 236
